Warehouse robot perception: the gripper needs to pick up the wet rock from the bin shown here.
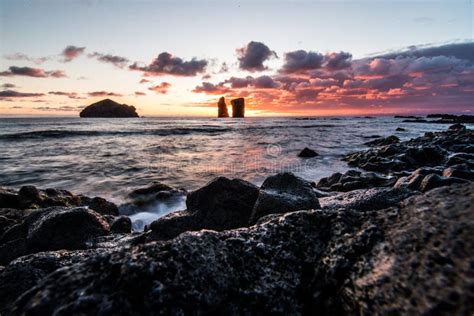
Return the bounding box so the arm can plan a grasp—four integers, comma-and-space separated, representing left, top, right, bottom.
87, 197, 119, 216
447, 153, 474, 167
419, 173, 467, 192
395, 127, 406, 132
0, 186, 117, 215
0, 207, 110, 265
449, 123, 466, 131
365, 135, 399, 147
8, 183, 473, 315
250, 173, 320, 223
110, 216, 132, 234
149, 177, 259, 240
129, 181, 173, 197
298, 147, 319, 158
317, 170, 397, 192
442, 164, 474, 180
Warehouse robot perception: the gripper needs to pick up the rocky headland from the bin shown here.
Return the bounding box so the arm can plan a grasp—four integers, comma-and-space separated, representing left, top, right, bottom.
80, 99, 139, 118
0, 124, 473, 315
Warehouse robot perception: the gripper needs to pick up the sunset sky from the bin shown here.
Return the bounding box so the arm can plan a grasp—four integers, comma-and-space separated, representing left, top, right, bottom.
0, 0, 473, 116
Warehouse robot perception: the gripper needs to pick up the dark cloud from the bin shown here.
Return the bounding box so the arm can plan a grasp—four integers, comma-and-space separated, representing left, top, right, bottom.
222, 75, 280, 89
61, 45, 85, 62
192, 82, 230, 95
4, 53, 49, 64
130, 52, 208, 76
236, 41, 277, 72
0, 90, 45, 98
0, 66, 66, 78
280, 50, 324, 73
1, 83, 16, 88
35, 105, 82, 112
324, 51, 352, 70
89, 52, 129, 68
135, 91, 146, 96
87, 91, 123, 97
148, 82, 171, 94
48, 91, 84, 99
344, 74, 410, 92
379, 42, 474, 63
139, 78, 150, 84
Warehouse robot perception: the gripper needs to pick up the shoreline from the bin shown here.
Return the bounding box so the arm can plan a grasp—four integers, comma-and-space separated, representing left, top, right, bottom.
0, 123, 473, 314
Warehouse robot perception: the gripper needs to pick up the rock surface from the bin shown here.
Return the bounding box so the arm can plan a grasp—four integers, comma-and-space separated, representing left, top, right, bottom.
79, 98, 139, 118
5, 183, 473, 315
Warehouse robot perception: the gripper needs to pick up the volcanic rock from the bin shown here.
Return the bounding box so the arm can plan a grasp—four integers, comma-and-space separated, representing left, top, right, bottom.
298, 147, 319, 158
231, 98, 245, 118
79, 99, 139, 118
217, 96, 229, 118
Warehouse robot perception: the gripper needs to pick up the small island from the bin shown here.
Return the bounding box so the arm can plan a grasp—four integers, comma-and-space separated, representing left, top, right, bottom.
80, 99, 139, 118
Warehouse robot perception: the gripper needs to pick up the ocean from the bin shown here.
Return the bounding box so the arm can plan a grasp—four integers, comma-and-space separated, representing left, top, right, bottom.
0, 116, 460, 229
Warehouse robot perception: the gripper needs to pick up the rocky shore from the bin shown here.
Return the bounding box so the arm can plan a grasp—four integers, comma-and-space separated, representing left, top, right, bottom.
0, 124, 473, 315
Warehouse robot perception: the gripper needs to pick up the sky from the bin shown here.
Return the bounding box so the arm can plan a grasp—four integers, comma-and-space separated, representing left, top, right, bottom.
0, 0, 473, 116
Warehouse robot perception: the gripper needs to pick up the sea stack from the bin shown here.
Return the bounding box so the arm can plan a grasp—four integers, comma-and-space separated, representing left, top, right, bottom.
217, 97, 229, 118
231, 98, 245, 118
80, 99, 139, 118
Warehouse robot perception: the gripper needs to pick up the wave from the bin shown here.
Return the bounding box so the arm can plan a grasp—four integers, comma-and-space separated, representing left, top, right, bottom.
0, 124, 336, 141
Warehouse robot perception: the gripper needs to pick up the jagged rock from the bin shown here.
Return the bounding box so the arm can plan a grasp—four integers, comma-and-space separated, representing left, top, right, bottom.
79, 99, 139, 118
365, 135, 399, 147
217, 96, 229, 118
249, 173, 320, 223
231, 98, 245, 118
298, 147, 319, 158
149, 177, 259, 240
6, 183, 473, 315
395, 127, 406, 131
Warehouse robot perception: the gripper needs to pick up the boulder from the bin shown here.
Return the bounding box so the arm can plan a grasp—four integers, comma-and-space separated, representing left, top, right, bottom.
87, 197, 119, 216
249, 173, 320, 223
364, 135, 399, 147
419, 174, 467, 192
0, 207, 110, 264
442, 164, 474, 180
79, 99, 139, 118
448, 123, 466, 131
298, 147, 319, 158
110, 216, 132, 234
317, 170, 396, 192
395, 127, 406, 131
149, 177, 259, 240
